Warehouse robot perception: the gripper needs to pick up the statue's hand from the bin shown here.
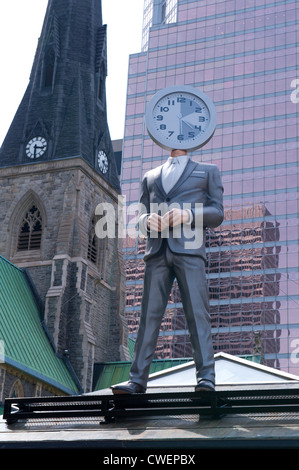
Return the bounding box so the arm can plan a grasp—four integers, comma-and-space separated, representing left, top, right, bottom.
147, 213, 169, 232
163, 209, 190, 227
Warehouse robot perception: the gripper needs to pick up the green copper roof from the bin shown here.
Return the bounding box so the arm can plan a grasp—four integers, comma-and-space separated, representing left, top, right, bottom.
93, 358, 192, 391
93, 336, 192, 391
0, 256, 78, 395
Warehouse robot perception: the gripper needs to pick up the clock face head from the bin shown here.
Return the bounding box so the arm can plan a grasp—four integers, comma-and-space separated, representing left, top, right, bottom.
97, 150, 109, 174
145, 85, 217, 152
26, 136, 47, 159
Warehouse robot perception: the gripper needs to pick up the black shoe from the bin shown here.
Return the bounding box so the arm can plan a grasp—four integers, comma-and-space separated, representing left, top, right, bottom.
111, 381, 146, 395
195, 379, 215, 392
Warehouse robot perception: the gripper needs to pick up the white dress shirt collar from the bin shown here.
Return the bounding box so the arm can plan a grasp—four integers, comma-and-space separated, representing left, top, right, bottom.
166, 155, 190, 167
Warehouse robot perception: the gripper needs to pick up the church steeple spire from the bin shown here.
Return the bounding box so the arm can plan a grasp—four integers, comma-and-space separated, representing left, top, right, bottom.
0, 0, 120, 192
0, 1, 128, 392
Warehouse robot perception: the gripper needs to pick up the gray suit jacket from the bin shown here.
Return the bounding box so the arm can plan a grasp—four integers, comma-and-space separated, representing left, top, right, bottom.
139, 159, 224, 261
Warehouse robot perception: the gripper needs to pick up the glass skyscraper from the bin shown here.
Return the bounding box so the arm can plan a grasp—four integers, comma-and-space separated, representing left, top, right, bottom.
121, 0, 299, 375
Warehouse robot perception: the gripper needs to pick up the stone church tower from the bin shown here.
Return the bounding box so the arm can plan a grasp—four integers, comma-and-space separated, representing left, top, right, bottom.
0, 0, 128, 392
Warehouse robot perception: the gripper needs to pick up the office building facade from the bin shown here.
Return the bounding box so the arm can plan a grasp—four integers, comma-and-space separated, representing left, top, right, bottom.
121, 0, 299, 374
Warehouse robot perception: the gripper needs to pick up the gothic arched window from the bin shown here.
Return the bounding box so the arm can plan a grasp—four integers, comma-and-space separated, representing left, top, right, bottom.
88, 217, 98, 264
17, 205, 43, 251
9, 379, 24, 399
87, 216, 108, 278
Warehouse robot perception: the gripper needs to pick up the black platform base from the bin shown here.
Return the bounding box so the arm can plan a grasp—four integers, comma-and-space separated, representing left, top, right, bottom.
3, 384, 299, 425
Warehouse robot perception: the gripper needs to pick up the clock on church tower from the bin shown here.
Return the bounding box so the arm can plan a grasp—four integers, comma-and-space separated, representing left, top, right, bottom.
97, 150, 109, 174
25, 137, 48, 159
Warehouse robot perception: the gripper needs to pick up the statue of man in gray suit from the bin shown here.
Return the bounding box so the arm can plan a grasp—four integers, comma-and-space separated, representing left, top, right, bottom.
112, 148, 224, 394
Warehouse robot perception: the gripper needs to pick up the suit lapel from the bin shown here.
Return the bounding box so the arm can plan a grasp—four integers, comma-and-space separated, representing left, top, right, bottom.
153, 159, 198, 197
154, 165, 166, 197
167, 159, 197, 196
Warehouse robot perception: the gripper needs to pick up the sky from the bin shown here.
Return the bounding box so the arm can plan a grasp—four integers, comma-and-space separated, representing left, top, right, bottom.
0, 0, 144, 145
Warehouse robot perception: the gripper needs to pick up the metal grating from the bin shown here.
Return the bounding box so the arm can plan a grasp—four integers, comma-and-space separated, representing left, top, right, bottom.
3, 386, 299, 425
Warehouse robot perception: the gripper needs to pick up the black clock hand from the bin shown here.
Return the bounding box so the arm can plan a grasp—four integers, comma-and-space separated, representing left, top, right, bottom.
33, 144, 45, 157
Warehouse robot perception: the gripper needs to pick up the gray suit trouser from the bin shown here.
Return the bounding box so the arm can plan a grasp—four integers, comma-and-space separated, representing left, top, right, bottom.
130, 242, 215, 388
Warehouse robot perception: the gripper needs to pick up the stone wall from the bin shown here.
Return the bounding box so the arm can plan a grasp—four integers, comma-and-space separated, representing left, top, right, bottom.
0, 365, 64, 408
0, 158, 128, 393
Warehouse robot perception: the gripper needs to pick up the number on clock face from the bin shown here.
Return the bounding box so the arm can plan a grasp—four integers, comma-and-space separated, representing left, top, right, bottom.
152, 92, 210, 147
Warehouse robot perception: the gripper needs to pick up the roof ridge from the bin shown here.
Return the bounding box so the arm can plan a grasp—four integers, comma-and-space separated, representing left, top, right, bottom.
0, 255, 24, 273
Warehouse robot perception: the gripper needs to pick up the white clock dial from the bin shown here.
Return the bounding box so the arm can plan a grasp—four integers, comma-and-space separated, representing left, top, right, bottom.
97, 150, 109, 174
145, 85, 217, 152
26, 136, 47, 159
